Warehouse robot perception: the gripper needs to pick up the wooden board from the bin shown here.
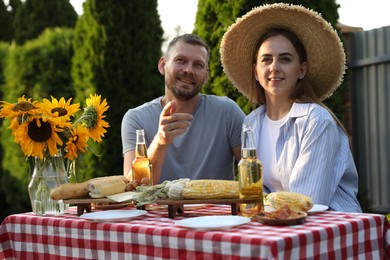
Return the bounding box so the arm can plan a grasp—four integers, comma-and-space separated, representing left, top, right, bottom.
156, 198, 241, 218
156, 198, 240, 205
64, 198, 242, 205
64, 198, 116, 204
64, 198, 133, 216
64, 198, 243, 218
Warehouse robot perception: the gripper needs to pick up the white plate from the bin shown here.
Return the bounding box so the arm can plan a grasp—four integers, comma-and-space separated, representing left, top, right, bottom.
308, 204, 329, 213
265, 204, 329, 213
175, 215, 251, 231
80, 209, 147, 222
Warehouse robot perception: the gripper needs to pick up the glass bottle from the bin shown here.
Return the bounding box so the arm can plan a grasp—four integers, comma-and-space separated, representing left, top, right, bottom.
132, 129, 153, 186
238, 123, 264, 218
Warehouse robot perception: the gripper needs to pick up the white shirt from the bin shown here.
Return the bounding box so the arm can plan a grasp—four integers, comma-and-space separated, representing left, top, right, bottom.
260, 113, 289, 192
244, 102, 362, 212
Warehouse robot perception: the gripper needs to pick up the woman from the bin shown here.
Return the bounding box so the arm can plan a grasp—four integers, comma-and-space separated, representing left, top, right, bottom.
220, 3, 362, 212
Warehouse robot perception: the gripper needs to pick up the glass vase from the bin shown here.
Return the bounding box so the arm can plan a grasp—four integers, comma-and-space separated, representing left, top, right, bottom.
66, 158, 85, 183
66, 159, 78, 183
28, 152, 69, 215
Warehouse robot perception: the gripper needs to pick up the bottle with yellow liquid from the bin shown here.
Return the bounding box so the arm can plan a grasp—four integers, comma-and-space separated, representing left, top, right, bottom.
132, 129, 153, 186
238, 123, 264, 218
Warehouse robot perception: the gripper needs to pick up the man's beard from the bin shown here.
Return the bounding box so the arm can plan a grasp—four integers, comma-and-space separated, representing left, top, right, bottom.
168, 84, 200, 101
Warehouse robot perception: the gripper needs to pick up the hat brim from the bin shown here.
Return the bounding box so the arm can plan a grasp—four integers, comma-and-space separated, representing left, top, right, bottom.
220, 3, 346, 103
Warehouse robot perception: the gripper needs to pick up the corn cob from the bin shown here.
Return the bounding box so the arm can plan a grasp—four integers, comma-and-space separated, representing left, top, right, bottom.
180, 180, 239, 199
264, 191, 314, 212
135, 179, 239, 206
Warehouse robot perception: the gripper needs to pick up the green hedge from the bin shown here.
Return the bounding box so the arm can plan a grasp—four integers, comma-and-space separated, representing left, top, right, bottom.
0, 28, 75, 217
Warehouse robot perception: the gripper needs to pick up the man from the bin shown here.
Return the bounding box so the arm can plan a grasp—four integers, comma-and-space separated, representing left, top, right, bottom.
121, 34, 245, 184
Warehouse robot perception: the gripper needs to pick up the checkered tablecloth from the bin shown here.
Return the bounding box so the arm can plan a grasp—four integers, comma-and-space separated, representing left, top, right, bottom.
1, 204, 389, 259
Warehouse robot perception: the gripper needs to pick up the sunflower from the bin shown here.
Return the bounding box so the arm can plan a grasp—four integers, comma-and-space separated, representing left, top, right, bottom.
13, 115, 63, 159
39, 96, 80, 128
64, 125, 89, 160
82, 94, 110, 142
0, 95, 39, 122
9, 118, 21, 131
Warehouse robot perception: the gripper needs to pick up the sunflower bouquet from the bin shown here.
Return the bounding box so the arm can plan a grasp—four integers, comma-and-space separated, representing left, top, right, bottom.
0, 94, 109, 215
0, 93, 109, 172
0, 93, 110, 214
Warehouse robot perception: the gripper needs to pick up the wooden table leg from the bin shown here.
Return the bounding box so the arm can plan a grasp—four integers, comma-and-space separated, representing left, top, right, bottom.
231, 203, 238, 215
137, 205, 146, 210
77, 204, 91, 216
167, 204, 184, 218
167, 205, 175, 218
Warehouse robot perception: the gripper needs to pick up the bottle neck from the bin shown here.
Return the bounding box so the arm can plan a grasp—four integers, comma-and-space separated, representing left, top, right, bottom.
242, 148, 257, 159
135, 130, 148, 158
135, 143, 148, 158
241, 124, 257, 158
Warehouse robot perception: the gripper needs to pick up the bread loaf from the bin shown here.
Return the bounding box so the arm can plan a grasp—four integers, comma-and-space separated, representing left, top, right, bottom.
50, 175, 129, 200
50, 182, 89, 200
88, 175, 128, 198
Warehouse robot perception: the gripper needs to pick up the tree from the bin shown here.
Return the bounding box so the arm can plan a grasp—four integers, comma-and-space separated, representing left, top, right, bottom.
0, 41, 11, 222
0, 42, 8, 87
0, 0, 22, 42
72, 0, 164, 179
0, 1, 12, 41
13, 0, 77, 45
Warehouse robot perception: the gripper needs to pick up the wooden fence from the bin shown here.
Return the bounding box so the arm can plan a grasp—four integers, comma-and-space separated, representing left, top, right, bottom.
346, 25, 390, 213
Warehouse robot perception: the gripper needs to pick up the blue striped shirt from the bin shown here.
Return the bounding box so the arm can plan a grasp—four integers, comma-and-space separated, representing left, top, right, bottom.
244, 102, 362, 212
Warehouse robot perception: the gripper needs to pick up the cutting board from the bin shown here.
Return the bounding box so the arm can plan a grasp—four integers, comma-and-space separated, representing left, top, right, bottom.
64, 198, 115, 204
156, 198, 240, 218
64, 198, 132, 216
156, 198, 240, 205
64, 197, 242, 217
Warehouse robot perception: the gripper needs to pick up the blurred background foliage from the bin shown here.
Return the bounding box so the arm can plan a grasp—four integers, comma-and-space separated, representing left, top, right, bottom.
0, 0, 369, 221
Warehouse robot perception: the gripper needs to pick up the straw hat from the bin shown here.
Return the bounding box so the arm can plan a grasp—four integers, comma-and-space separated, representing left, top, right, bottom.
220, 3, 346, 103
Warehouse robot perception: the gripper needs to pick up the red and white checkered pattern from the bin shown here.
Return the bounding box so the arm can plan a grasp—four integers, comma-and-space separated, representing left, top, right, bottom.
1, 205, 389, 259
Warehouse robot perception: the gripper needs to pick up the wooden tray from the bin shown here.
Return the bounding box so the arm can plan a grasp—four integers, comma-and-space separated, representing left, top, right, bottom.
65, 198, 243, 218
64, 198, 134, 216
156, 199, 240, 218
